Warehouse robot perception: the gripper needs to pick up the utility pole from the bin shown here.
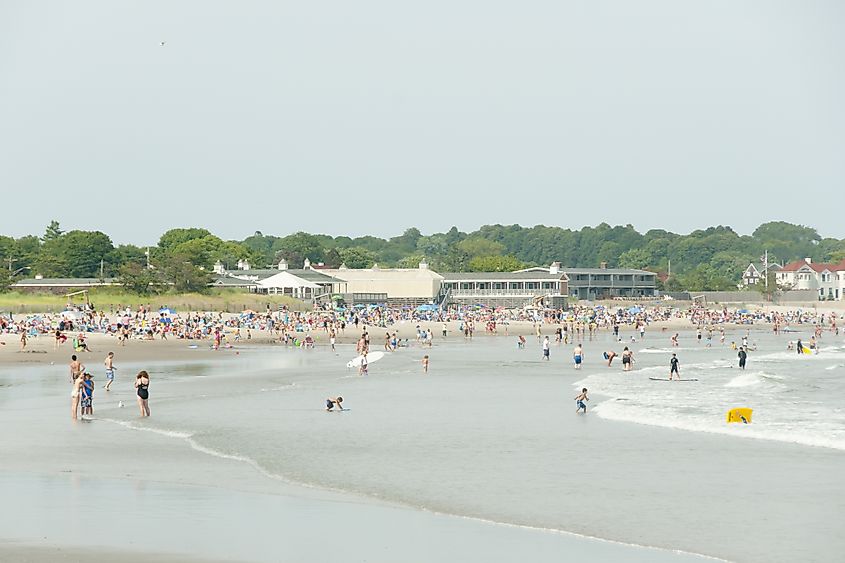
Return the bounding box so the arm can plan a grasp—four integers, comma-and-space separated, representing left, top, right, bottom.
764, 250, 768, 290
667, 259, 671, 279
100, 258, 105, 279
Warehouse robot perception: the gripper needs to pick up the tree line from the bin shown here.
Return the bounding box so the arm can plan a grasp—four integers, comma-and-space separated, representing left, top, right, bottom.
1, 221, 843, 294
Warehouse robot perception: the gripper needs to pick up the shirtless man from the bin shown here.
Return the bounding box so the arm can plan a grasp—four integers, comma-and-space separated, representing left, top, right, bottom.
69, 355, 84, 383
103, 352, 116, 391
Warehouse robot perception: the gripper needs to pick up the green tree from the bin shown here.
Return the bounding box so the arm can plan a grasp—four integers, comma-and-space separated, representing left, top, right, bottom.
118, 263, 162, 295
158, 252, 211, 293
338, 247, 376, 269
455, 237, 506, 258
42, 220, 64, 242
158, 228, 212, 252
468, 255, 524, 272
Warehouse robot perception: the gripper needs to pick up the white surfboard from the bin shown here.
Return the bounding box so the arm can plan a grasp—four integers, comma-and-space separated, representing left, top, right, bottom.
347, 351, 386, 368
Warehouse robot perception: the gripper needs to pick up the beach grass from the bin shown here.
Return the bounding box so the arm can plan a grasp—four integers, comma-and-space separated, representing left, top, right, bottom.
0, 289, 307, 314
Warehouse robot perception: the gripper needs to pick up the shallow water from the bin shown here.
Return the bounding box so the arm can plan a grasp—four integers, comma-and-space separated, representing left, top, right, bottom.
3, 328, 844, 562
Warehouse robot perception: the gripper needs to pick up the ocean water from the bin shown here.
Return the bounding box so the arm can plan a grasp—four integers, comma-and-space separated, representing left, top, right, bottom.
3, 329, 844, 562
580, 333, 845, 451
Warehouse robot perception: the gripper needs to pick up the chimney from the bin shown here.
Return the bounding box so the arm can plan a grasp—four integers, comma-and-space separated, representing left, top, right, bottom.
303, 258, 311, 269
549, 261, 560, 275
804, 257, 812, 264
277, 259, 288, 270
419, 261, 429, 270
600, 261, 608, 269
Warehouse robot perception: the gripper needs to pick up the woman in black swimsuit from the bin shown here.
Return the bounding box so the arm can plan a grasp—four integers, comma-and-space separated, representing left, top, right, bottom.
135, 370, 150, 417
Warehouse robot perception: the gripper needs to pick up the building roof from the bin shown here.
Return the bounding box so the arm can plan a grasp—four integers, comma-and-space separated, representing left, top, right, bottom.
325, 268, 444, 281
560, 267, 655, 276
210, 276, 256, 287
257, 271, 321, 290
223, 268, 343, 284
780, 259, 845, 273
12, 278, 118, 287
441, 271, 567, 281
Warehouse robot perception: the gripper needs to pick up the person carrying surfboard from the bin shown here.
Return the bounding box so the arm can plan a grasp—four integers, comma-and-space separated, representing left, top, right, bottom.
669, 353, 680, 380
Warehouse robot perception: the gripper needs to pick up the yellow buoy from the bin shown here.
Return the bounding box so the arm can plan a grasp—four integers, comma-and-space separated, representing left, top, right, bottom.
726, 408, 752, 424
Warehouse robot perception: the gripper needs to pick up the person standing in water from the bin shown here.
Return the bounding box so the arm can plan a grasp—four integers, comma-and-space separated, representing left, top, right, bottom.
103, 352, 116, 391
669, 353, 681, 380
135, 371, 150, 417
573, 344, 583, 370
575, 388, 589, 413
542, 336, 550, 361
70, 374, 84, 420
738, 346, 747, 370
422, 355, 429, 373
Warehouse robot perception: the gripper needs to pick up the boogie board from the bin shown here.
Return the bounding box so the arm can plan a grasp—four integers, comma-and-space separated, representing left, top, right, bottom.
346, 351, 386, 368
726, 407, 752, 424
649, 377, 699, 381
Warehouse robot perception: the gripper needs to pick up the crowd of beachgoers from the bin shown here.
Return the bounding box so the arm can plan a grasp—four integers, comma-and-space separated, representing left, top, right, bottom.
0, 301, 840, 348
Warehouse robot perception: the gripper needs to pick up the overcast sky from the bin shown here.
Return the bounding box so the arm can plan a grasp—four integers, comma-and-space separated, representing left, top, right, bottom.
2, 1, 843, 244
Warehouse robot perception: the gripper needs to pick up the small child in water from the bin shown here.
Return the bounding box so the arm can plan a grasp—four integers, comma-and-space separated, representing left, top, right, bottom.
575, 388, 589, 414
326, 397, 343, 411
422, 355, 429, 373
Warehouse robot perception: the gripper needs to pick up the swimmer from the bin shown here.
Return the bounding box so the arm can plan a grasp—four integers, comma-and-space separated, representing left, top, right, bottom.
326, 396, 344, 411
575, 388, 589, 414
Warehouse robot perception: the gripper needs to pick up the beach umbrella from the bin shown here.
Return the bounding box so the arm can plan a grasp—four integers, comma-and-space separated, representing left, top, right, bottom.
628, 306, 642, 315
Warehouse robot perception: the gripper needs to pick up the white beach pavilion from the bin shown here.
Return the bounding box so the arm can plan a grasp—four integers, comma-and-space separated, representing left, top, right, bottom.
255, 271, 321, 299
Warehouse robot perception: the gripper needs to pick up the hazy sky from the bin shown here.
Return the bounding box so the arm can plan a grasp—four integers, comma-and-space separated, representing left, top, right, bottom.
2, 1, 843, 244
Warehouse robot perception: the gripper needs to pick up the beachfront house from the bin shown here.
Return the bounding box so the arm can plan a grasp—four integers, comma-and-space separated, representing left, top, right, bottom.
742, 262, 783, 286
440, 262, 569, 308
776, 258, 845, 300
557, 264, 657, 299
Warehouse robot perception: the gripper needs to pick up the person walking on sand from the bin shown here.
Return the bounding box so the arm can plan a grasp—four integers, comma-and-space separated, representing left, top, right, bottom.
575, 388, 589, 414
573, 344, 583, 370
542, 336, 550, 361
103, 352, 116, 391
669, 353, 681, 381
135, 371, 150, 417
19, 331, 27, 351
